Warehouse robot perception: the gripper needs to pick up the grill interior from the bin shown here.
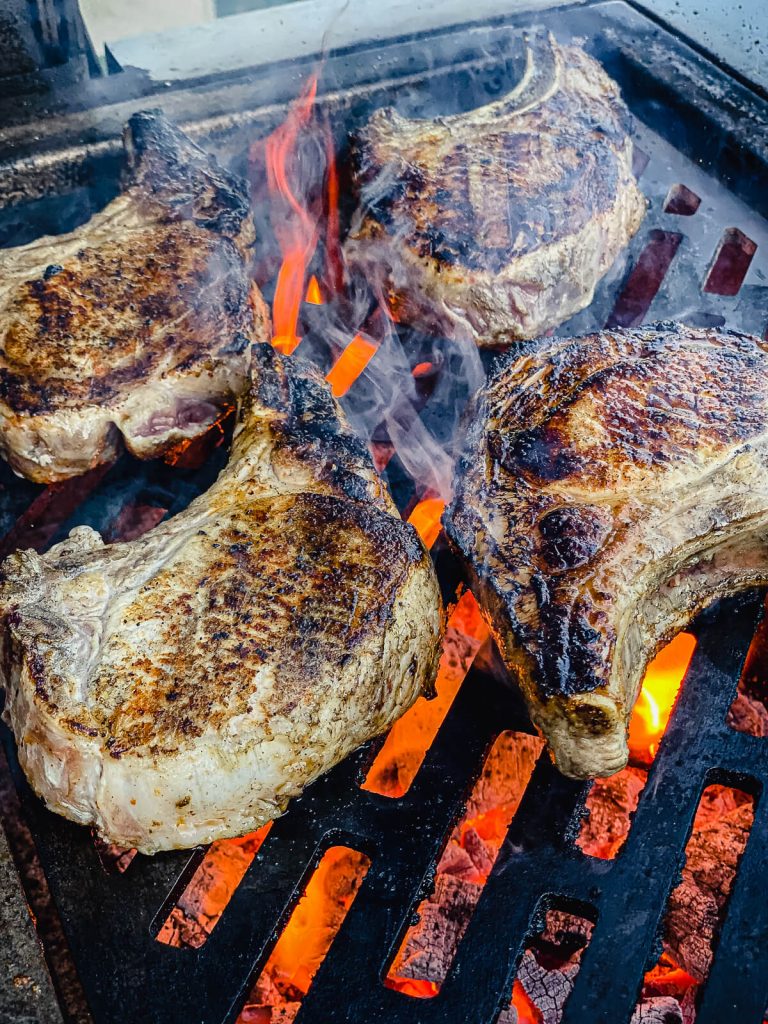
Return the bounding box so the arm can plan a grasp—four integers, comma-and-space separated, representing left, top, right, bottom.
1, 3, 768, 1023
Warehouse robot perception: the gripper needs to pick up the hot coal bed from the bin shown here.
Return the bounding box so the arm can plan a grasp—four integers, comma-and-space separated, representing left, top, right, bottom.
1, 2, 768, 1023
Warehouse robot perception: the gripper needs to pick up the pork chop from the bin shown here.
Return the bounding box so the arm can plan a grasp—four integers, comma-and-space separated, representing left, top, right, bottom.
445, 323, 768, 778
0, 345, 443, 853
0, 110, 270, 483
345, 32, 646, 347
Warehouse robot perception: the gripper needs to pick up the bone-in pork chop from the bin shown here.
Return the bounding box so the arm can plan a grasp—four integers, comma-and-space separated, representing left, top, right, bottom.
0, 345, 443, 852
445, 323, 768, 777
345, 32, 646, 347
0, 110, 269, 483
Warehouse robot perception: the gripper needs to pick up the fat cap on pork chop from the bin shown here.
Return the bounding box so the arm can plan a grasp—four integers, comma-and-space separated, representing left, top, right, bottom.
445, 322, 768, 778
0, 345, 443, 853
345, 31, 646, 347
0, 110, 270, 483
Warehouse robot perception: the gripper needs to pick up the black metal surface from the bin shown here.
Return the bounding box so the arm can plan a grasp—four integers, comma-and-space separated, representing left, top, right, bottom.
0, 3, 768, 1024
0, 0, 100, 96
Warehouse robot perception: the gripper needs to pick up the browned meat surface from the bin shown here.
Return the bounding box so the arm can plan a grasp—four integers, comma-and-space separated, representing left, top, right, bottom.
0, 110, 270, 483
445, 323, 768, 777
0, 345, 443, 852
345, 32, 645, 347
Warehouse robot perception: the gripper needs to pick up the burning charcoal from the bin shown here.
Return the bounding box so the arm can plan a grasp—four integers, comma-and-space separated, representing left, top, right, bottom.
536, 909, 594, 956
727, 689, 768, 737
727, 607, 768, 737
515, 910, 594, 1024
630, 996, 684, 1024
577, 767, 647, 860
157, 831, 269, 948
663, 796, 754, 981
388, 732, 542, 991
394, 873, 483, 985
496, 1004, 519, 1024
517, 949, 580, 1024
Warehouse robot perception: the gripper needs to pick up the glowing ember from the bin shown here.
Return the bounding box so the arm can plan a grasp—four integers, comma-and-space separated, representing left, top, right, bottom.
305, 275, 323, 304
407, 497, 445, 549
412, 361, 434, 378
636, 783, 755, 1019
511, 979, 543, 1023
386, 731, 543, 994
628, 632, 696, 763
325, 334, 378, 397
239, 846, 370, 1022
577, 767, 647, 861
388, 979, 438, 999
156, 824, 272, 948
363, 590, 488, 798
261, 75, 319, 355
161, 407, 234, 470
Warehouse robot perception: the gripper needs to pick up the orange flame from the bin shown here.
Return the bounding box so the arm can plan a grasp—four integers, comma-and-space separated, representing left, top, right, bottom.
407, 497, 445, 549
263, 75, 319, 355
305, 275, 323, 304
322, 115, 344, 295
325, 334, 378, 397
412, 361, 434, 378
628, 632, 697, 763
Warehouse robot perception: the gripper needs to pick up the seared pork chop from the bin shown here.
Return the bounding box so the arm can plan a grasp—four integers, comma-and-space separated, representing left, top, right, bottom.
345, 32, 645, 347
445, 323, 768, 778
0, 345, 442, 853
0, 110, 269, 483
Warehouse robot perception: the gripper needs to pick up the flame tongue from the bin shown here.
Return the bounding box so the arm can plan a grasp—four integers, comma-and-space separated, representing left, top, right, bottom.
263, 76, 320, 354
629, 633, 697, 763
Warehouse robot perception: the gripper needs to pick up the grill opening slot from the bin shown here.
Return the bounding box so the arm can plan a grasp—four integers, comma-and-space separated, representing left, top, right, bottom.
576, 767, 648, 862
155, 825, 273, 948
497, 897, 598, 1024
384, 730, 543, 996
703, 227, 757, 295
236, 844, 371, 1022
628, 633, 697, 767
664, 183, 702, 216
605, 229, 683, 329
635, 779, 757, 1021
362, 590, 488, 798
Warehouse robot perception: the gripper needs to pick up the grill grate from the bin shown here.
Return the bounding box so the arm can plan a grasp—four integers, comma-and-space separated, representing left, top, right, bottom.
1, 3, 768, 1023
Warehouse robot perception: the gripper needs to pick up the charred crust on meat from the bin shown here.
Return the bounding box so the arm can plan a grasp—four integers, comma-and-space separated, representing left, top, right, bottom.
247, 344, 384, 504
123, 111, 251, 240
2, 227, 254, 417
0, 344, 443, 847
538, 506, 611, 571
446, 322, 768, 711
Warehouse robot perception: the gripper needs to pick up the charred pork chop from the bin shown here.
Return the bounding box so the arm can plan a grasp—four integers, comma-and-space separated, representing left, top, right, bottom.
0, 110, 269, 483
445, 323, 768, 778
345, 32, 645, 347
0, 346, 442, 853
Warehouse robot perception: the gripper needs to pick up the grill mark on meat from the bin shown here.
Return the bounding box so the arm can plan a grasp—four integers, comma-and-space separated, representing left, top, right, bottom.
445, 322, 768, 778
